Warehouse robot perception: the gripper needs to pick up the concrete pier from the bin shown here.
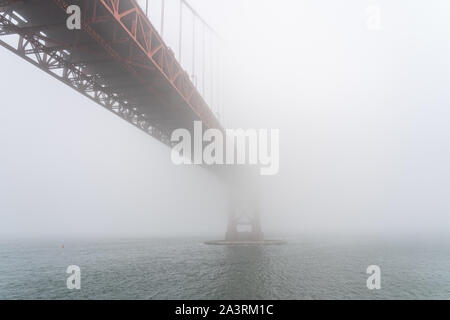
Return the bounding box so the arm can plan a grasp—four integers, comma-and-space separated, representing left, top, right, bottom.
205, 240, 286, 246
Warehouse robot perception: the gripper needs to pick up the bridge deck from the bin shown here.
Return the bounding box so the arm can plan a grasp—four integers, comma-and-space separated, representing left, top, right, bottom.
0, 0, 221, 144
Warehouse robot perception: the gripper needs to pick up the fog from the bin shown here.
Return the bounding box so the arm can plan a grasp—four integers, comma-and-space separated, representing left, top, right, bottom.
1, 0, 450, 238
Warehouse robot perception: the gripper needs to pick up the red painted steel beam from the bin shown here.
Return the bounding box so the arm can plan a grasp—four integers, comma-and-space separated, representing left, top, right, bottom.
0, 10, 171, 144
49, 0, 222, 132
96, 0, 222, 130
0, 0, 224, 147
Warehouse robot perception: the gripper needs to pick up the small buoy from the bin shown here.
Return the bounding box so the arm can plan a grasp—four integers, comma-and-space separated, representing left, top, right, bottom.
62, 245, 64, 249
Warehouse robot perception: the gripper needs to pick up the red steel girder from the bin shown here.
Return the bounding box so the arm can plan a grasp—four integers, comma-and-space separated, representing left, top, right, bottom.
52, 0, 222, 131
0, 11, 171, 144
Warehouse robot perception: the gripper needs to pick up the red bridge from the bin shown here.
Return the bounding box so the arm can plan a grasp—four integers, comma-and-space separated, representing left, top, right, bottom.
0, 0, 222, 145
0, 0, 266, 243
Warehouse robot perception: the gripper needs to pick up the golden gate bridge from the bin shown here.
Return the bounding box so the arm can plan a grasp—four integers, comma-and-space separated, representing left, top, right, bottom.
0, 0, 277, 243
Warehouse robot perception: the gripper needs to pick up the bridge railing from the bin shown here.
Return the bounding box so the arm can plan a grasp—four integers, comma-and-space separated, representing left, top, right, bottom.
135, 0, 223, 121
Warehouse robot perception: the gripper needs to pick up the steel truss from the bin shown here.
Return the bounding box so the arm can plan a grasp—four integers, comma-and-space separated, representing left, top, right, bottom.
0, 0, 222, 146
0, 9, 171, 144
92, 0, 221, 129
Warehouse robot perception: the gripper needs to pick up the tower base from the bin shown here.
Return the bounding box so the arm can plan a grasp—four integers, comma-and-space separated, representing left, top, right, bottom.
205, 240, 286, 246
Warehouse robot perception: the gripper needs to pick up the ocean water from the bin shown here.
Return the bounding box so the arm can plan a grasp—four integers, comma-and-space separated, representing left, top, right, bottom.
0, 236, 449, 300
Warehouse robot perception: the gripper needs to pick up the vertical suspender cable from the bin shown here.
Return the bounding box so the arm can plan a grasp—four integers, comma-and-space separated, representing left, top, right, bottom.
160, 0, 165, 37
179, 0, 183, 63
192, 15, 196, 85
210, 32, 214, 112
220, 49, 224, 122
202, 23, 206, 97
145, 0, 149, 16
217, 46, 221, 120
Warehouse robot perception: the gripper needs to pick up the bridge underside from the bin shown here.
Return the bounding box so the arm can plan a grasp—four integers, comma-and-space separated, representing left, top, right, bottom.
0, 0, 266, 243
0, 0, 221, 145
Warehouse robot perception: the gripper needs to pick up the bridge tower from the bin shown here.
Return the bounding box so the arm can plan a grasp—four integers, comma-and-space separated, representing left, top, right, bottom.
225, 207, 264, 242
0, 1, 284, 245
224, 167, 264, 242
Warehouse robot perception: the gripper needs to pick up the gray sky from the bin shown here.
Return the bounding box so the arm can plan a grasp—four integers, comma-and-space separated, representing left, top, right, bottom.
1, 0, 450, 238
